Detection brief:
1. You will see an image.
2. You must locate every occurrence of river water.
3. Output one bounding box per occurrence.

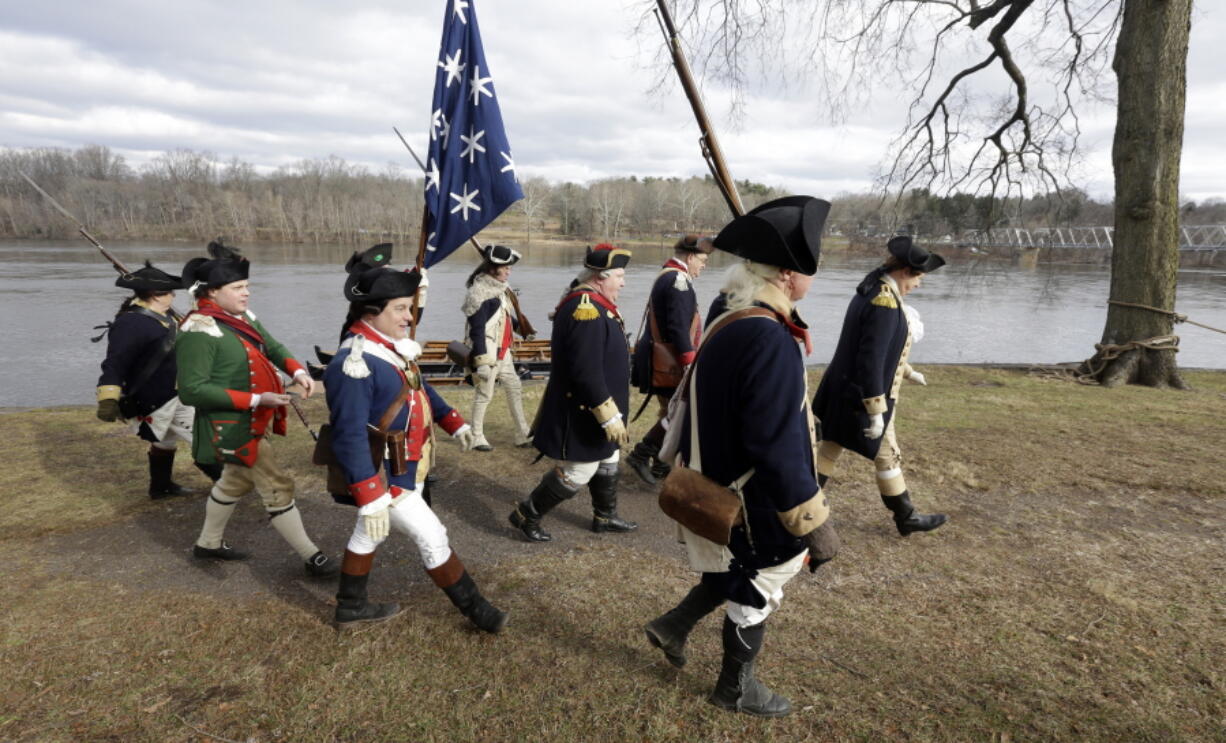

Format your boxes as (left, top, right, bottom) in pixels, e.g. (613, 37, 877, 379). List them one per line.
(2, 240, 1223, 407)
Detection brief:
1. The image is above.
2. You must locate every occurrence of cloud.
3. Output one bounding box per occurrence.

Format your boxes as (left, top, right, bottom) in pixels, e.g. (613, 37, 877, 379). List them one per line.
(0, 0, 1221, 201)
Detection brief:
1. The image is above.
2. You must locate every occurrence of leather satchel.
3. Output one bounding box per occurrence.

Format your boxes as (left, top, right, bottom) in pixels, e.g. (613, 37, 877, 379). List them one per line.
(658, 467, 744, 545)
(648, 304, 686, 390)
(312, 382, 413, 496)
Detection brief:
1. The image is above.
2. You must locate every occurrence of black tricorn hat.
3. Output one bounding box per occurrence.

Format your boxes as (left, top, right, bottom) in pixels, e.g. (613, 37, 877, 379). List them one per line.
(887, 235, 946, 273)
(673, 234, 715, 255)
(584, 243, 632, 271)
(713, 196, 830, 275)
(343, 243, 422, 303)
(115, 260, 182, 292)
(182, 239, 250, 290)
(483, 244, 522, 266)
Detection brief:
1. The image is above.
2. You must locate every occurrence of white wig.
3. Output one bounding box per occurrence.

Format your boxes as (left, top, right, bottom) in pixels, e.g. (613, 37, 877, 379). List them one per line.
(721, 261, 786, 312)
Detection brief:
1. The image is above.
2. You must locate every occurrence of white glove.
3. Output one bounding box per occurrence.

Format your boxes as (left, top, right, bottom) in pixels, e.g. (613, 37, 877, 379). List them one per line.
(863, 413, 885, 440)
(475, 364, 493, 383)
(453, 424, 476, 451)
(357, 492, 393, 542)
(907, 370, 927, 386)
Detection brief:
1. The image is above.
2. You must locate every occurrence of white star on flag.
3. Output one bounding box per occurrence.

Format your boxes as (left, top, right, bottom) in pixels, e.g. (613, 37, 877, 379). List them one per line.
(449, 184, 481, 221)
(469, 65, 494, 106)
(499, 151, 517, 183)
(460, 127, 486, 164)
(425, 158, 440, 192)
(453, 0, 469, 24)
(430, 109, 451, 146)
(438, 49, 465, 88)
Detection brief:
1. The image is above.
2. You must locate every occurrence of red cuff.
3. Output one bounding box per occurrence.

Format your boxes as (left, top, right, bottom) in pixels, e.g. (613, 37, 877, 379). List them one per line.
(225, 389, 255, 409)
(348, 473, 386, 507)
(437, 409, 465, 435)
(283, 359, 305, 378)
(678, 350, 696, 366)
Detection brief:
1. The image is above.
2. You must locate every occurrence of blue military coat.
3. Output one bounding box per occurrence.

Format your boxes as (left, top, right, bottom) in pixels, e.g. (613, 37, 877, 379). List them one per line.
(97, 307, 179, 417)
(812, 267, 909, 459)
(532, 286, 630, 462)
(632, 259, 700, 395)
(682, 285, 825, 607)
(324, 325, 464, 507)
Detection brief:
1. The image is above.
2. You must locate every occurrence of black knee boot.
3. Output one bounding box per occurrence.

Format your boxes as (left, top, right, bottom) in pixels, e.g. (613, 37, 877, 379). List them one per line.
(335, 550, 403, 629)
(509, 469, 576, 542)
(590, 468, 637, 533)
(882, 491, 947, 536)
(644, 583, 725, 668)
(430, 553, 508, 634)
(709, 617, 791, 717)
(148, 447, 188, 499)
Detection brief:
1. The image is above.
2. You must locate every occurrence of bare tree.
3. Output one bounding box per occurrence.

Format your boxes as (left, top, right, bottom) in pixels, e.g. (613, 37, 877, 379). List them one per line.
(654, 0, 1192, 387)
(518, 176, 550, 244)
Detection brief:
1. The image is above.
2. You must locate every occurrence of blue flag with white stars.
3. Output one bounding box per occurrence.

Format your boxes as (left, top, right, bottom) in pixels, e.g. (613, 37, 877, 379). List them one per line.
(423, 0, 522, 268)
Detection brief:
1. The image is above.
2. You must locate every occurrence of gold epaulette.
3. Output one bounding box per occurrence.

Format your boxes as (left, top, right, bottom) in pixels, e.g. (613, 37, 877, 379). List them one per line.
(573, 293, 600, 321)
(871, 287, 898, 309)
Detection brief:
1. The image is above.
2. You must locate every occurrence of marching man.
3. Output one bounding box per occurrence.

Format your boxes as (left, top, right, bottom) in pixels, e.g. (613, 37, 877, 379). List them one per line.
(96, 260, 222, 497)
(324, 245, 506, 632)
(627, 234, 714, 484)
(176, 241, 337, 577)
(509, 245, 638, 542)
(461, 244, 534, 451)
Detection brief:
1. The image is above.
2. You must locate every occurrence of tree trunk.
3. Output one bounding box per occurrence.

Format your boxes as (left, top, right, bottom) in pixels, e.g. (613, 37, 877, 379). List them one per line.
(1082, 0, 1192, 389)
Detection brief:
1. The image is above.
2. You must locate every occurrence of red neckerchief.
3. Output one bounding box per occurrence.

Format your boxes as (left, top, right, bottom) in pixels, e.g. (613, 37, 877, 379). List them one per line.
(348, 321, 411, 383)
(556, 286, 621, 320)
(663, 257, 689, 273)
(779, 310, 813, 356)
(189, 299, 267, 348)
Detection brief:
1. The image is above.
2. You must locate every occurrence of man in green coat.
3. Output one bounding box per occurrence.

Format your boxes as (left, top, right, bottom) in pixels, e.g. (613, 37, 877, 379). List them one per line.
(176, 241, 337, 577)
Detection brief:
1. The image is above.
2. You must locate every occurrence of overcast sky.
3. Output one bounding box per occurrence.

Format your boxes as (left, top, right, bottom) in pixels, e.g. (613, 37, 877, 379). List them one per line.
(1, 1, 1222, 201)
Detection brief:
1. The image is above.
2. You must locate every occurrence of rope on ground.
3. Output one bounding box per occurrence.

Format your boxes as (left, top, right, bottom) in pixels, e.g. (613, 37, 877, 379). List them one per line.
(1073, 334, 1180, 384)
(1108, 299, 1226, 335)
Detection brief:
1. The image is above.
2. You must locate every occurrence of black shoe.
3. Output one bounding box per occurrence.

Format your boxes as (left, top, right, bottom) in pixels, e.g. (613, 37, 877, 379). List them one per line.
(305, 551, 340, 577)
(193, 541, 249, 561)
(335, 601, 403, 629)
(709, 618, 791, 717)
(882, 492, 947, 536)
(625, 443, 657, 486)
(592, 514, 638, 533)
(150, 482, 190, 500)
(509, 504, 552, 542)
(650, 460, 672, 481)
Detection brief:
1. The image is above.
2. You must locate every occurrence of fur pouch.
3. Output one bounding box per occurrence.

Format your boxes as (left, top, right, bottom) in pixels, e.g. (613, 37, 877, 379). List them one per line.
(658, 466, 744, 546)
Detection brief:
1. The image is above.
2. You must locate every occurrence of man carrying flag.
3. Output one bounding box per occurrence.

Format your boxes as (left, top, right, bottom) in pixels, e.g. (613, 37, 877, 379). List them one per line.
(422, 0, 523, 268)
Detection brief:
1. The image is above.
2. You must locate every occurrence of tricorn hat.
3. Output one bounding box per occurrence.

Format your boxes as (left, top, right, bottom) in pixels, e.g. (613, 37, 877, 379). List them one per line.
(713, 196, 830, 275)
(483, 244, 522, 266)
(887, 235, 945, 273)
(343, 243, 422, 303)
(115, 260, 182, 292)
(584, 243, 632, 271)
(673, 234, 715, 255)
(181, 239, 249, 290)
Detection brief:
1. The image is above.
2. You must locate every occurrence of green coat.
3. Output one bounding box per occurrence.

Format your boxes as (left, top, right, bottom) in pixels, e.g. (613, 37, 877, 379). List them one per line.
(175, 310, 304, 466)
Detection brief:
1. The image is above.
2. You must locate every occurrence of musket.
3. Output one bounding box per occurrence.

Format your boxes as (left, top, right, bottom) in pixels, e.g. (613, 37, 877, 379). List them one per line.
(392, 127, 537, 338)
(19, 170, 134, 274)
(21, 170, 183, 321)
(653, 0, 745, 217)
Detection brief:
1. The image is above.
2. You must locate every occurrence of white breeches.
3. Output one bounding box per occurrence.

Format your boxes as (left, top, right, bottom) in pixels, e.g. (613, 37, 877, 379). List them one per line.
(725, 550, 807, 628)
(142, 397, 196, 450)
(555, 450, 620, 488)
(345, 485, 452, 569)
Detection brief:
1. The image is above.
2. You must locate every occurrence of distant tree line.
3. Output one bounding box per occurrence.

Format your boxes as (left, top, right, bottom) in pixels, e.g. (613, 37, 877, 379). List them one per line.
(3, 145, 1223, 246)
